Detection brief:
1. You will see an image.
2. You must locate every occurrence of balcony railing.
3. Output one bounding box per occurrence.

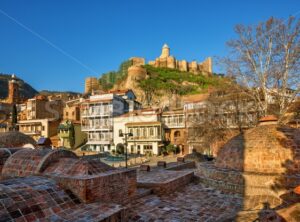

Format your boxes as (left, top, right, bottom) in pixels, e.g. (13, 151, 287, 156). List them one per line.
(20, 130, 41, 135)
(88, 137, 113, 142)
(128, 136, 161, 141)
(81, 111, 112, 117)
(163, 122, 185, 128)
(81, 125, 113, 131)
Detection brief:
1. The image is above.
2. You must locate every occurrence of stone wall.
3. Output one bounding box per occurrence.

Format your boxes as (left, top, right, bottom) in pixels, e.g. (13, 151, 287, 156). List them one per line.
(147, 44, 213, 75)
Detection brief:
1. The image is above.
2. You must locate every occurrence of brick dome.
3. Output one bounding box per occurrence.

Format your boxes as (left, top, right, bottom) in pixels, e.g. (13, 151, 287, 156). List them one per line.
(1, 148, 115, 179)
(1, 148, 77, 179)
(215, 124, 300, 174)
(0, 131, 36, 148)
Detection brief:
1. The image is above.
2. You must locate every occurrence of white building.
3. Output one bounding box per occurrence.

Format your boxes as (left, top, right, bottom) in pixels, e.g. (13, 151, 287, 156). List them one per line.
(81, 90, 138, 152)
(113, 108, 163, 155)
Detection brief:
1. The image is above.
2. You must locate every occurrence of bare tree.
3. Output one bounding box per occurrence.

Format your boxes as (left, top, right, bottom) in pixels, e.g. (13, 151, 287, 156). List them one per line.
(186, 84, 258, 155)
(223, 16, 300, 118)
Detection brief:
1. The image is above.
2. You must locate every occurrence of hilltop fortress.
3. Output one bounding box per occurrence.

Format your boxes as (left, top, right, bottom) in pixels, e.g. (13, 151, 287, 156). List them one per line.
(130, 44, 212, 75)
(85, 44, 213, 93)
(150, 44, 212, 74)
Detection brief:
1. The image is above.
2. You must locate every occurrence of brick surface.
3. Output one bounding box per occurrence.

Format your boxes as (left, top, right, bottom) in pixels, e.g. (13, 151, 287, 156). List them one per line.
(0, 176, 125, 221)
(215, 125, 300, 174)
(127, 183, 243, 221)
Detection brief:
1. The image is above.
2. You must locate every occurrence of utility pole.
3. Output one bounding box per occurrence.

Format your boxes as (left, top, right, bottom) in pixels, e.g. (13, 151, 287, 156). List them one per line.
(119, 132, 133, 168)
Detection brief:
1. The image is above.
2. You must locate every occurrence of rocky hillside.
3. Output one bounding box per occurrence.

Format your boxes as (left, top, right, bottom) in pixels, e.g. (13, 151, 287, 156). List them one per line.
(99, 62, 228, 108)
(0, 74, 38, 100)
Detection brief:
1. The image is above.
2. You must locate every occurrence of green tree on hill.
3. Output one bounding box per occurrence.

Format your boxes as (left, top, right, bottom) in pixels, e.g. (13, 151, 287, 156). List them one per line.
(99, 60, 133, 90)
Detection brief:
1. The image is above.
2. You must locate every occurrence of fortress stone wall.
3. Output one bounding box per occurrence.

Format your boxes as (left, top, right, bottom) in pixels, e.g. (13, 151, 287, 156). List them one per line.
(148, 44, 212, 75)
(127, 44, 213, 86)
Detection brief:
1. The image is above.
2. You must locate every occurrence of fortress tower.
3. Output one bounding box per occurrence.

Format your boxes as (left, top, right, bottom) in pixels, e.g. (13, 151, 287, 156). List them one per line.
(7, 74, 19, 104)
(149, 44, 213, 75)
(85, 77, 100, 94)
(160, 44, 170, 58)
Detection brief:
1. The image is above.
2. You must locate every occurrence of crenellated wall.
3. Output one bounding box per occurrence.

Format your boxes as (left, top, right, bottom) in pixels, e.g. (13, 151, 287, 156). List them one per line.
(148, 44, 212, 75)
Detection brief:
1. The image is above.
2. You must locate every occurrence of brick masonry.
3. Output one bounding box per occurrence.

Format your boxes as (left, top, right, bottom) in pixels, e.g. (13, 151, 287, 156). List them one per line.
(215, 125, 300, 174)
(0, 176, 126, 221)
(1, 148, 137, 205)
(137, 169, 194, 195)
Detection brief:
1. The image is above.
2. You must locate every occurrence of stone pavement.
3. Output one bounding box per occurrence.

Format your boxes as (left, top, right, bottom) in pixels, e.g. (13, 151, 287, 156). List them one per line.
(126, 183, 245, 222)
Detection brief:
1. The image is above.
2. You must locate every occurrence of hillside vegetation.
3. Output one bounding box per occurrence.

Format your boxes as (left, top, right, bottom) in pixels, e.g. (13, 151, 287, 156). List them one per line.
(139, 65, 225, 96)
(97, 61, 228, 106)
(98, 60, 133, 90)
(0, 74, 38, 100)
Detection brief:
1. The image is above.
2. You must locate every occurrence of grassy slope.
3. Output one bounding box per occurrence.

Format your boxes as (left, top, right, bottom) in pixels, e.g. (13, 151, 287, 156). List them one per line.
(140, 65, 226, 95)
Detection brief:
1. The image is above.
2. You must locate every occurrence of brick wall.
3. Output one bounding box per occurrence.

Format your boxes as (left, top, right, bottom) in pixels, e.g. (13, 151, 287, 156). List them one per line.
(52, 169, 137, 204)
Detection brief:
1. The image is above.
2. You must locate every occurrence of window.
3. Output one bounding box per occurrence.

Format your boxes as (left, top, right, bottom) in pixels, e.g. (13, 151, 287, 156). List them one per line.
(149, 127, 154, 136)
(144, 145, 153, 150)
(174, 131, 181, 137)
(66, 112, 68, 116)
(179, 115, 183, 123)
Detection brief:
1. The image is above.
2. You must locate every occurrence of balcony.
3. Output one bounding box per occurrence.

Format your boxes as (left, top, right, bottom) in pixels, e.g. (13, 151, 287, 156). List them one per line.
(81, 125, 113, 131)
(81, 111, 112, 117)
(163, 122, 185, 128)
(87, 137, 113, 144)
(20, 130, 41, 136)
(128, 136, 161, 141)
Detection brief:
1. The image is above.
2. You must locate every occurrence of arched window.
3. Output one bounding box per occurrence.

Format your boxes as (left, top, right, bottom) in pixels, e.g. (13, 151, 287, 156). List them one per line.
(174, 131, 181, 138)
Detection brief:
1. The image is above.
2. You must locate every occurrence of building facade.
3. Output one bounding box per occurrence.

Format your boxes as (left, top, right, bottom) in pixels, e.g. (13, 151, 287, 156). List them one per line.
(81, 91, 135, 152)
(20, 95, 64, 121)
(113, 108, 163, 155)
(161, 109, 187, 154)
(18, 118, 60, 141)
(184, 92, 259, 155)
(57, 120, 87, 149)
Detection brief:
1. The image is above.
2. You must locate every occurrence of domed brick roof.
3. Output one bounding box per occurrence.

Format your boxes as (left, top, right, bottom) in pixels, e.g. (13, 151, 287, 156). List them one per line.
(0, 131, 36, 148)
(215, 124, 300, 174)
(0, 176, 122, 221)
(1, 148, 115, 179)
(1, 148, 77, 179)
(43, 158, 115, 177)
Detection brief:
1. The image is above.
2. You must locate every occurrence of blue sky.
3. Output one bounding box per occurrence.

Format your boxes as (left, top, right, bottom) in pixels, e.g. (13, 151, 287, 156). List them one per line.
(0, 0, 299, 92)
